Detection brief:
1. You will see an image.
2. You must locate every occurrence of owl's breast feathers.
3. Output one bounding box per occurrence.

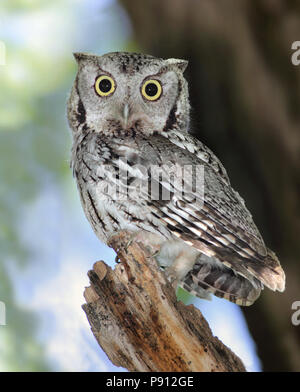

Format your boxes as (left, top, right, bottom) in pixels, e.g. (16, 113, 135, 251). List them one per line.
(72, 129, 285, 299)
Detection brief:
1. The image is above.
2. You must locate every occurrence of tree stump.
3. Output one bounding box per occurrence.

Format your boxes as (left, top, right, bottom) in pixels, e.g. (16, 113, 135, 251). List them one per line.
(82, 231, 245, 372)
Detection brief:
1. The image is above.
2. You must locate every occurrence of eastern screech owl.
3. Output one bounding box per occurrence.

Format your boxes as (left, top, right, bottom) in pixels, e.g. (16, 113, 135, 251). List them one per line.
(67, 51, 285, 306)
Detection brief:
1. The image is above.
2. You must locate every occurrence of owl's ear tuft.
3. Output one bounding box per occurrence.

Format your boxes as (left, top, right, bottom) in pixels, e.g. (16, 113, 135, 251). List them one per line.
(73, 52, 92, 64)
(166, 58, 188, 72)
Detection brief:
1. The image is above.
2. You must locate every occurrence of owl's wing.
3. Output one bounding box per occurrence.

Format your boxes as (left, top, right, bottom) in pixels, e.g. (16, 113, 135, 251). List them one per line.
(134, 133, 285, 294)
(161, 129, 231, 185)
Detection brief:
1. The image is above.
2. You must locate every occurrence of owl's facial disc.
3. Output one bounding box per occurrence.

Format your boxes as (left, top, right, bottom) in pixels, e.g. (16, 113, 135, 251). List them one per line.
(72, 52, 189, 136)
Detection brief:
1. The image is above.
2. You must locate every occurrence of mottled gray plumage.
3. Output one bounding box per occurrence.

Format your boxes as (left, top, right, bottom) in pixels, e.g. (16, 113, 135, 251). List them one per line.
(68, 51, 285, 306)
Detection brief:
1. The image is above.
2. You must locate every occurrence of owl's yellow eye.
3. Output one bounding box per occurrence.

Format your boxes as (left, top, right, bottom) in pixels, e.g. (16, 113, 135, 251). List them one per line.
(95, 75, 116, 97)
(141, 79, 162, 101)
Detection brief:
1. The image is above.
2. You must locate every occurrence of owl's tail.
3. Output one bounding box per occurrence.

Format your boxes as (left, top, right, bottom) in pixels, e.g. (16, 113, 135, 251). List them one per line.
(178, 236, 286, 305)
(207, 245, 286, 295)
(180, 254, 263, 306)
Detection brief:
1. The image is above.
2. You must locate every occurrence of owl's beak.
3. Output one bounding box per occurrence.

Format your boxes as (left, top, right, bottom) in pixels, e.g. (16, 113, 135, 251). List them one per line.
(122, 103, 130, 128)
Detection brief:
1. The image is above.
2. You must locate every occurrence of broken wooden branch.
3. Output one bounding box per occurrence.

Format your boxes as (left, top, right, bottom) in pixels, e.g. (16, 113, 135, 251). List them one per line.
(82, 230, 246, 372)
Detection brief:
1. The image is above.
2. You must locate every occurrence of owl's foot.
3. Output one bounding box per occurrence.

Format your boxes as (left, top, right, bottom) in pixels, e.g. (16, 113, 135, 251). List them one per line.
(124, 230, 164, 256)
(108, 230, 165, 263)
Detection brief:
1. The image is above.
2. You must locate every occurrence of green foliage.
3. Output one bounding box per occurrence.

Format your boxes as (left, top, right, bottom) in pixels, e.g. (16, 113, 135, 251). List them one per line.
(176, 287, 193, 305)
(0, 1, 78, 372)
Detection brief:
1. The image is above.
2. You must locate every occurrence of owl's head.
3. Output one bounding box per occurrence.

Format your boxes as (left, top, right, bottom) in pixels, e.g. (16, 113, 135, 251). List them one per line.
(67, 52, 189, 137)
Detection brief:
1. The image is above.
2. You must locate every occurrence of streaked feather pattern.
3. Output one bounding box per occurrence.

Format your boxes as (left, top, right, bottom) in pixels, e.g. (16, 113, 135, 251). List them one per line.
(71, 128, 285, 305)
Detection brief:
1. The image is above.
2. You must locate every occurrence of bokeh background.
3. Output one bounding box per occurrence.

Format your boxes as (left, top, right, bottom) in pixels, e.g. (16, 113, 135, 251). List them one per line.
(0, 0, 299, 372)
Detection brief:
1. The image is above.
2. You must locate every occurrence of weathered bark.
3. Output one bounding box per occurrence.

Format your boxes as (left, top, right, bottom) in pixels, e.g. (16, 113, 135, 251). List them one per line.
(82, 231, 245, 372)
(120, 0, 300, 371)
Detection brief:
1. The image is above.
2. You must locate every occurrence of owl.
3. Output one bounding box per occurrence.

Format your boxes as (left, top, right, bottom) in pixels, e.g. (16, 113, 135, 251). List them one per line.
(67, 51, 285, 306)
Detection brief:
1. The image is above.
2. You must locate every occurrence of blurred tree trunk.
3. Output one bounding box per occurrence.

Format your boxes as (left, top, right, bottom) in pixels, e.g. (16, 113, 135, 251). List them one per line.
(121, 0, 300, 371)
